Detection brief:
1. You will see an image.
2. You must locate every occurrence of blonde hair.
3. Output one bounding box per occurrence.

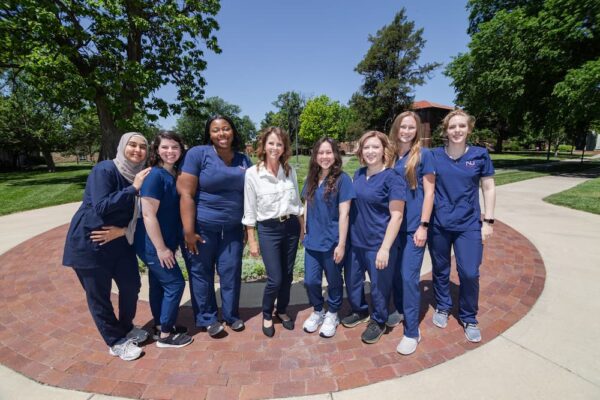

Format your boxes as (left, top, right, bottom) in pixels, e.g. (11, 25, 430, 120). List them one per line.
(442, 109, 475, 134)
(356, 130, 394, 168)
(256, 126, 292, 176)
(389, 111, 424, 190)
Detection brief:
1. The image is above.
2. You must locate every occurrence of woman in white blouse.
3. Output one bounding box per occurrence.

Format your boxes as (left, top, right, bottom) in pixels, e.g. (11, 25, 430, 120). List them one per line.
(243, 127, 304, 337)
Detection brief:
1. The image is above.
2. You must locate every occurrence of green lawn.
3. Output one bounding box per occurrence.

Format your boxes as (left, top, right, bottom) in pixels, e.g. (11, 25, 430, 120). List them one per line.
(0, 164, 91, 216)
(544, 177, 600, 215)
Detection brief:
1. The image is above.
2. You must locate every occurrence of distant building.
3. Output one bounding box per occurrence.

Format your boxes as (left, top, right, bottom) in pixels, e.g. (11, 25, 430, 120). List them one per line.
(411, 100, 454, 147)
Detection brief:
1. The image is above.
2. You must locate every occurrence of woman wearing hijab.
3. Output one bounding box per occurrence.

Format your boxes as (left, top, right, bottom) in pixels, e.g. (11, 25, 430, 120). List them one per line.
(63, 132, 151, 361)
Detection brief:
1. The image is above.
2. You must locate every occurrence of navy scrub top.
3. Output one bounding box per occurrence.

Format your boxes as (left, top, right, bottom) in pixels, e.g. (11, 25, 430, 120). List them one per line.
(63, 160, 137, 269)
(180, 145, 252, 229)
(302, 172, 356, 252)
(350, 167, 407, 250)
(430, 146, 495, 231)
(134, 167, 182, 255)
(394, 147, 435, 233)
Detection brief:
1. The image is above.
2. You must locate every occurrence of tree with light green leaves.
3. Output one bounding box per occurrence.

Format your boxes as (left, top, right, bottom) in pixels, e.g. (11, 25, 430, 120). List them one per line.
(349, 8, 440, 132)
(299, 95, 350, 143)
(1, 0, 221, 160)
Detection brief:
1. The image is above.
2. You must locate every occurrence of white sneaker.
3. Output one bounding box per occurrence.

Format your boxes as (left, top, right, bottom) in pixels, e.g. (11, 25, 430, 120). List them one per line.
(109, 338, 142, 361)
(319, 311, 339, 338)
(303, 310, 325, 333)
(396, 333, 421, 355)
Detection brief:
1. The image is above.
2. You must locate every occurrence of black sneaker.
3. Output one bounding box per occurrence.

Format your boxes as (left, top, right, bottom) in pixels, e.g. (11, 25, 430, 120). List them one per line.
(361, 320, 386, 344)
(156, 332, 193, 348)
(227, 319, 245, 332)
(341, 312, 370, 328)
(207, 321, 224, 337)
(152, 325, 189, 341)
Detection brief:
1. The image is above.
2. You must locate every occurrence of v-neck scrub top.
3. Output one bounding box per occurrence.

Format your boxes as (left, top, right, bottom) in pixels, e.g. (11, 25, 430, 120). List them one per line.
(301, 172, 356, 252)
(394, 147, 435, 233)
(350, 167, 407, 249)
(430, 146, 495, 231)
(181, 145, 252, 228)
(134, 167, 182, 254)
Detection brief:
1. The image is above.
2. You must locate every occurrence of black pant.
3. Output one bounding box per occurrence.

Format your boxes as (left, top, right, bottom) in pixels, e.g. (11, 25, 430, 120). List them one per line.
(74, 250, 141, 346)
(258, 217, 300, 319)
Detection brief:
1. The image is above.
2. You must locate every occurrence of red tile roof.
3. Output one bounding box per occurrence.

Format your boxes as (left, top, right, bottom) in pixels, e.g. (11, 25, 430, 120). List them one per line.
(412, 100, 454, 110)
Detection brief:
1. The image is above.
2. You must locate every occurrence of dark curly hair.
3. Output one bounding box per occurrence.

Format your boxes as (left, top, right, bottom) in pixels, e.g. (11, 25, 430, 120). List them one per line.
(149, 130, 185, 172)
(203, 115, 242, 152)
(304, 137, 343, 203)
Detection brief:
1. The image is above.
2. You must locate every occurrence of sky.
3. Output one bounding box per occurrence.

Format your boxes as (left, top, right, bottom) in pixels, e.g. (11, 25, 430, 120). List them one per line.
(156, 0, 471, 130)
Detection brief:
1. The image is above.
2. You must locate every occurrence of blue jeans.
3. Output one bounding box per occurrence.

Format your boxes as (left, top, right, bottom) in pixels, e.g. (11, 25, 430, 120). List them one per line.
(182, 223, 244, 327)
(257, 217, 300, 320)
(304, 247, 344, 313)
(138, 250, 185, 333)
(428, 226, 482, 324)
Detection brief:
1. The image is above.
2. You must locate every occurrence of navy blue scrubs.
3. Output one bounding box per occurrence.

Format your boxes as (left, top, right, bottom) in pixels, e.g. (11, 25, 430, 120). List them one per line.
(348, 167, 406, 324)
(428, 146, 494, 324)
(392, 148, 435, 338)
(63, 160, 141, 346)
(302, 172, 355, 313)
(134, 167, 185, 334)
(180, 145, 252, 327)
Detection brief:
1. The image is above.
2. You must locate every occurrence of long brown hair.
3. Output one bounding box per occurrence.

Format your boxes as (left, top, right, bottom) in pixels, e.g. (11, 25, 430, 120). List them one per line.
(304, 138, 343, 203)
(356, 130, 394, 168)
(389, 111, 423, 190)
(256, 126, 292, 176)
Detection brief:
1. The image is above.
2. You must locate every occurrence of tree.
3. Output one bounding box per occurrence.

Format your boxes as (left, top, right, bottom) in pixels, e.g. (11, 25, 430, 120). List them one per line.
(298, 95, 350, 143)
(175, 96, 256, 147)
(349, 9, 440, 132)
(65, 108, 103, 162)
(1, 0, 221, 160)
(271, 91, 305, 144)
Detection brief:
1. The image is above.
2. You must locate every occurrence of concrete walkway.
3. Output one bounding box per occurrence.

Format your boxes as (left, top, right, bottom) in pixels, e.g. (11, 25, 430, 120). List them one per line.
(1, 173, 599, 399)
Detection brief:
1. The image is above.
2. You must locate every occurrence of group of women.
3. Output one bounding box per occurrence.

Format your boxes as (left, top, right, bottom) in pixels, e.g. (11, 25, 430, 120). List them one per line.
(63, 108, 495, 361)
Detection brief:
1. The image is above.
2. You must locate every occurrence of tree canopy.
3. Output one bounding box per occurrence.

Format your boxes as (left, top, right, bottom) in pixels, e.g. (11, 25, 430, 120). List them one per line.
(1, 0, 221, 160)
(349, 8, 440, 132)
(299, 95, 351, 143)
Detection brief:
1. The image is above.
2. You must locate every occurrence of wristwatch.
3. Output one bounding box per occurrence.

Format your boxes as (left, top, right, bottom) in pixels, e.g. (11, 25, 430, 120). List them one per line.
(420, 221, 430, 228)
(483, 218, 495, 224)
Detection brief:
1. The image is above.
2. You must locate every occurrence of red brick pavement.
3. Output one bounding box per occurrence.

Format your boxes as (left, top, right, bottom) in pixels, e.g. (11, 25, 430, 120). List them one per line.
(0, 221, 545, 399)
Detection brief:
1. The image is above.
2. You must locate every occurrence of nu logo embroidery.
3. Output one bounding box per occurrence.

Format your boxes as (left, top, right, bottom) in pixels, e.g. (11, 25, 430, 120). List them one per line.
(465, 161, 476, 167)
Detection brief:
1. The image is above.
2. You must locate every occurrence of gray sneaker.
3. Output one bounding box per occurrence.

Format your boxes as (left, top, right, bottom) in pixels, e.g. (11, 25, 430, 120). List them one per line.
(432, 309, 449, 328)
(385, 310, 404, 328)
(109, 338, 142, 361)
(463, 323, 482, 343)
(126, 326, 149, 343)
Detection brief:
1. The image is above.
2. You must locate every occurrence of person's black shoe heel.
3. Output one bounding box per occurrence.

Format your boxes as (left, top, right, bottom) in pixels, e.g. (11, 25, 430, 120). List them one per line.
(262, 319, 275, 337)
(275, 312, 295, 330)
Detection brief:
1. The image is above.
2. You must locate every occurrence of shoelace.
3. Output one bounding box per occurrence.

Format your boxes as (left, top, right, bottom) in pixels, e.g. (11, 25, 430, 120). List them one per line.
(323, 314, 337, 325)
(121, 338, 139, 353)
(464, 323, 478, 329)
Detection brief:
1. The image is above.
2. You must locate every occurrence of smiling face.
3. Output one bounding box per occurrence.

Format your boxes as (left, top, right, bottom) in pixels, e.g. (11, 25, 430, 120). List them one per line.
(446, 115, 471, 145)
(396, 115, 418, 145)
(157, 138, 182, 168)
(361, 136, 385, 167)
(316, 141, 334, 172)
(264, 132, 284, 162)
(124, 135, 148, 164)
(209, 119, 234, 150)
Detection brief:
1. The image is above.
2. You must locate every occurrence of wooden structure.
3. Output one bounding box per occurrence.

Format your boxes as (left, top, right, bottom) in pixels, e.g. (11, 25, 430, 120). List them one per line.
(411, 100, 454, 147)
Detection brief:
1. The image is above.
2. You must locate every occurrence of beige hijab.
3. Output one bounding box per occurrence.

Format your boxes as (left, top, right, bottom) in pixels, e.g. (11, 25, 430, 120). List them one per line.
(113, 132, 148, 244)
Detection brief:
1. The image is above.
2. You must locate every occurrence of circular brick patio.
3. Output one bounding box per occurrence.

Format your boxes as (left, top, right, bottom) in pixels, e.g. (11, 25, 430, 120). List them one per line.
(0, 220, 545, 400)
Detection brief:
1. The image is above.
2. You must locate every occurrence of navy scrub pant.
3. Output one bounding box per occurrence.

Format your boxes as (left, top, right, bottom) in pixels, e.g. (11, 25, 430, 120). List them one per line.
(348, 246, 398, 324)
(391, 232, 426, 338)
(428, 225, 482, 324)
(138, 250, 185, 334)
(74, 251, 141, 347)
(182, 223, 244, 327)
(304, 247, 344, 313)
(257, 217, 300, 320)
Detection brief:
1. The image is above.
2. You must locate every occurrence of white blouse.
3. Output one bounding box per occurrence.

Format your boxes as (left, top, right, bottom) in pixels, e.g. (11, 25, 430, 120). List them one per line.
(242, 163, 304, 226)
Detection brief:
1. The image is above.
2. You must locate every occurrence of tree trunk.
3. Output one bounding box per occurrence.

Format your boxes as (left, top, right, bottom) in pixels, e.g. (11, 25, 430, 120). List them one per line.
(95, 94, 120, 161)
(495, 135, 504, 153)
(41, 149, 56, 172)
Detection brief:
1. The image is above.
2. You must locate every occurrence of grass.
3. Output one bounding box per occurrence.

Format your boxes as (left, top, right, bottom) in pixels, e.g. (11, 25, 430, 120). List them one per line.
(0, 164, 91, 216)
(544, 176, 600, 215)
